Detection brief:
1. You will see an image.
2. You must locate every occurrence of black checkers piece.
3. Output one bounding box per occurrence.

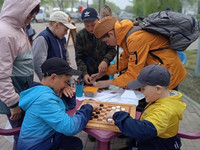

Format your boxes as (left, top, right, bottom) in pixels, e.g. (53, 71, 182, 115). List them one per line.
(99, 104, 104, 107)
(94, 115, 99, 118)
(96, 111, 100, 114)
(92, 113, 95, 116)
(99, 108, 102, 110)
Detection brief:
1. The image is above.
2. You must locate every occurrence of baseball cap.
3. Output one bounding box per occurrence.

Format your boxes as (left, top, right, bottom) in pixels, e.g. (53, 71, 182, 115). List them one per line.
(41, 57, 82, 77)
(127, 64, 171, 89)
(49, 11, 76, 30)
(94, 16, 117, 38)
(81, 8, 98, 22)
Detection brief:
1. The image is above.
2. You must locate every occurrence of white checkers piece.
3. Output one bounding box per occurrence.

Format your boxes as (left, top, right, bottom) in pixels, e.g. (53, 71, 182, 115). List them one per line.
(107, 118, 113, 123)
(112, 106, 116, 110)
(121, 108, 126, 111)
(116, 109, 120, 112)
(116, 106, 120, 109)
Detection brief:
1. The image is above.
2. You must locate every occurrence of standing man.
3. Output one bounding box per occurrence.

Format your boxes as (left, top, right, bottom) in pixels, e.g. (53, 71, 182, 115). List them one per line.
(92, 16, 187, 90)
(0, 0, 40, 149)
(75, 8, 116, 85)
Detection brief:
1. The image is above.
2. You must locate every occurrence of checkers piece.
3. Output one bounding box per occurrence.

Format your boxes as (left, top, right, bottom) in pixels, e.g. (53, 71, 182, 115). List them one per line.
(96, 111, 100, 114)
(99, 103, 104, 107)
(107, 118, 113, 123)
(94, 115, 99, 118)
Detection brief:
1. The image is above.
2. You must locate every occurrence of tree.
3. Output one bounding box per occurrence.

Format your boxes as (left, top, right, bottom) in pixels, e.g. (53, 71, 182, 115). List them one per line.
(125, 6, 133, 13)
(0, 0, 4, 9)
(91, 0, 120, 15)
(132, 0, 182, 17)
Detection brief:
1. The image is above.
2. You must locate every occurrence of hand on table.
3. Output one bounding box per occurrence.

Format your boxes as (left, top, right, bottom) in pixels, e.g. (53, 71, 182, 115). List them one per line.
(10, 106, 22, 121)
(91, 72, 106, 82)
(98, 61, 108, 73)
(84, 74, 92, 85)
(93, 80, 113, 88)
(89, 102, 100, 112)
(106, 110, 115, 120)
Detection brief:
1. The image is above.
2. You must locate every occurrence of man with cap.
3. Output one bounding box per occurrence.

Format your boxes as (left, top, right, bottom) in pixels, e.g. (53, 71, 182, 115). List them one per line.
(17, 57, 99, 150)
(106, 64, 186, 150)
(92, 16, 187, 90)
(75, 8, 116, 85)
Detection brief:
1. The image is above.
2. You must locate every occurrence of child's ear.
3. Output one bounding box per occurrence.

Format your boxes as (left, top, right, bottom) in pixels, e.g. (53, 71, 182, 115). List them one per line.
(108, 30, 115, 37)
(156, 85, 163, 94)
(50, 73, 57, 80)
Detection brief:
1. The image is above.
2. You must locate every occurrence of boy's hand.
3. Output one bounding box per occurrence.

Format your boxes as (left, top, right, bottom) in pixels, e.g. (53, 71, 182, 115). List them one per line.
(10, 106, 22, 121)
(93, 80, 113, 88)
(84, 74, 92, 85)
(89, 102, 99, 112)
(98, 61, 108, 73)
(61, 85, 74, 98)
(106, 110, 115, 120)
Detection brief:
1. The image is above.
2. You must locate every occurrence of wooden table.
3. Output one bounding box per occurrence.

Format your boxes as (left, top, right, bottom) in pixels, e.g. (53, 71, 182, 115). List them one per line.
(66, 100, 141, 150)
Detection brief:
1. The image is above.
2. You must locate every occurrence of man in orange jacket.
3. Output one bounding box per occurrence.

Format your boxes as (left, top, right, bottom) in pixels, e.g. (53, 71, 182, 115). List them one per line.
(92, 16, 187, 90)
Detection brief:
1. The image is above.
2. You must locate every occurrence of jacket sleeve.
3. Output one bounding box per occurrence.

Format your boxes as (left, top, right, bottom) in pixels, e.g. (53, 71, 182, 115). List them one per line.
(75, 33, 88, 76)
(32, 36, 48, 80)
(102, 46, 116, 65)
(106, 50, 130, 75)
(109, 34, 150, 87)
(39, 99, 93, 136)
(113, 111, 157, 141)
(0, 36, 19, 107)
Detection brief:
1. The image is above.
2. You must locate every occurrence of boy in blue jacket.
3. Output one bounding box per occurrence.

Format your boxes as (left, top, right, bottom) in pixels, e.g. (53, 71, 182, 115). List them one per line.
(106, 64, 186, 150)
(17, 57, 99, 150)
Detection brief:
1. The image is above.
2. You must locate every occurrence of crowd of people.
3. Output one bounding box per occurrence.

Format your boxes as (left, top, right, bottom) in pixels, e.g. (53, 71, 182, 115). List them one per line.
(0, 0, 188, 149)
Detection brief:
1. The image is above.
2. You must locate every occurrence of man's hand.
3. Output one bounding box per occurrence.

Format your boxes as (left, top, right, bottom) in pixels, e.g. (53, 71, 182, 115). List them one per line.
(10, 106, 22, 121)
(84, 74, 92, 85)
(91, 72, 106, 81)
(93, 80, 113, 88)
(98, 61, 108, 73)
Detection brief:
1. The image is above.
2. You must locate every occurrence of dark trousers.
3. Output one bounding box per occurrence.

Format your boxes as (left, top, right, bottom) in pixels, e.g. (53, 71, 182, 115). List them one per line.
(29, 132, 83, 150)
(7, 113, 24, 150)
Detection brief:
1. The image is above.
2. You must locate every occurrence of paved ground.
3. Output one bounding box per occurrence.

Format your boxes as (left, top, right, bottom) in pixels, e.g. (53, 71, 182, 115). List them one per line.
(0, 23, 200, 150)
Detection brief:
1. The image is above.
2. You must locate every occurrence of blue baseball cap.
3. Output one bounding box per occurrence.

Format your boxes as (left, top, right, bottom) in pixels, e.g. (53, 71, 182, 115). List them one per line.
(127, 64, 171, 89)
(81, 8, 98, 22)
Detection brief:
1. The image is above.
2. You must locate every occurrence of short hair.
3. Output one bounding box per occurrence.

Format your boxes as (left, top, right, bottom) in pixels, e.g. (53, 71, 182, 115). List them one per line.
(100, 5, 112, 18)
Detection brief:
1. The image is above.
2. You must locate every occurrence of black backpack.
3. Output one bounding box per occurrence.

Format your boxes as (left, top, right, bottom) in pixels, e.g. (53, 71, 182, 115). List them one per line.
(124, 10, 200, 64)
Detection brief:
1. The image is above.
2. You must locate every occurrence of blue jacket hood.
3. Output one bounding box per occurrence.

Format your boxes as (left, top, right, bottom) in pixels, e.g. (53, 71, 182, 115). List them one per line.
(19, 85, 55, 111)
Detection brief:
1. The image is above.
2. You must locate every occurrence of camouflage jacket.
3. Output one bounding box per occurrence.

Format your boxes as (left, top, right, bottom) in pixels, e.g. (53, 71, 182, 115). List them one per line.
(75, 28, 116, 77)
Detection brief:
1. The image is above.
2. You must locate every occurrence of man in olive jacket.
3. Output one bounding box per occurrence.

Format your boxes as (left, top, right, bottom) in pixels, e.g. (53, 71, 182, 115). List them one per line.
(75, 8, 116, 85)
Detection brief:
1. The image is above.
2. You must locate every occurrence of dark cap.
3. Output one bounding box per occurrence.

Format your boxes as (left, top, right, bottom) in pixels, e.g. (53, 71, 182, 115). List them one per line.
(81, 8, 98, 22)
(127, 64, 171, 89)
(41, 57, 82, 77)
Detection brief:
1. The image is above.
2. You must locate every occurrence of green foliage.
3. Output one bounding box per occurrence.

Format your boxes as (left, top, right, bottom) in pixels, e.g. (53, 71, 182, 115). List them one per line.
(91, 0, 120, 14)
(0, 0, 4, 9)
(133, 0, 182, 17)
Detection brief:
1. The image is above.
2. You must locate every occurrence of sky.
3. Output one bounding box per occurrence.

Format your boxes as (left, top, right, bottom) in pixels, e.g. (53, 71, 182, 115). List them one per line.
(88, 0, 133, 9)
